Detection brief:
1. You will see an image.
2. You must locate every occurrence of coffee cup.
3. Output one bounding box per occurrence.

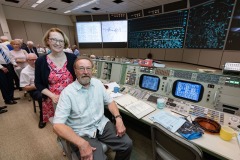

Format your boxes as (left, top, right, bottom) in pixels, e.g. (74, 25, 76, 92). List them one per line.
(219, 126, 237, 141)
(157, 98, 165, 109)
(113, 87, 120, 93)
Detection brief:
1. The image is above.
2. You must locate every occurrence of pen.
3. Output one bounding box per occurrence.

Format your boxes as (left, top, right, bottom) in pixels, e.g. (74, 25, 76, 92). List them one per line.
(170, 110, 187, 117)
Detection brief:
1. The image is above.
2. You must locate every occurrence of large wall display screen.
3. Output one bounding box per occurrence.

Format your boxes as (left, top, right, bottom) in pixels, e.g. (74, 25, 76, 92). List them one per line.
(102, 20, 128, 42)
(76, 22, 102, 43)
(225, 0, 240, 50)
(185, 0, 234, 49)
(128, 10, 188, 48)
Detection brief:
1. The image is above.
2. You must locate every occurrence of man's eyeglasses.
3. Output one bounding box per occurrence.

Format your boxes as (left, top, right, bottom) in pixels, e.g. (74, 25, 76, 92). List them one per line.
(76, 67, 93, 72)
(48, 38, 65, 45)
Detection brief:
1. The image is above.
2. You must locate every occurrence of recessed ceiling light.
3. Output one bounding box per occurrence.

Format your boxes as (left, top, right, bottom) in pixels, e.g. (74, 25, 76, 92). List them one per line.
(61, 0, 73, 3)
(48, 7, 57, 10)
(113, 0, 124, 4)
(92, 7, 100, 10)
(5, 0, 19, 3)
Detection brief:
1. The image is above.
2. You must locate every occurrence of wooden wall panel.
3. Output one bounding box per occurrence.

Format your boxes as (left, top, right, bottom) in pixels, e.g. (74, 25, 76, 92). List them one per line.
(127, 49, 138, 58)
(68, 26, 76, 46)
(150, 49, 165, 60)
(116, 48, 128, 58)
(138, 48, 151, 59)
(0, 25, 3, 36)
(221, 51, 240, 67)
(24, 21, 43, 45)
(198, 50, 223, 68)
(103, 48, 115, 57)
(182, 49, 200, 64)
(165, 49, 183, 61)
(41, 23, 57, 37)
(7, 19, 27, 41)
(91, 49, 103, 56)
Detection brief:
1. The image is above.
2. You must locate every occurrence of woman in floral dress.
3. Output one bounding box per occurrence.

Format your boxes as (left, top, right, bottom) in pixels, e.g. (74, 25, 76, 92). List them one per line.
(35, 28, 77, 124)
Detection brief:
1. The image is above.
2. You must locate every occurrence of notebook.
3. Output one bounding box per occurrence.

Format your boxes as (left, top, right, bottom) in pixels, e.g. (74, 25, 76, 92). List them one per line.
(114, 94, 156, 119)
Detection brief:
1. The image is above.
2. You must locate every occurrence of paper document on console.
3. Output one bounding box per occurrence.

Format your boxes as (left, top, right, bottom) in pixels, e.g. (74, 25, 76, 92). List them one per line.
(114, 94, 155, 119)
(149, 111, 186, 133)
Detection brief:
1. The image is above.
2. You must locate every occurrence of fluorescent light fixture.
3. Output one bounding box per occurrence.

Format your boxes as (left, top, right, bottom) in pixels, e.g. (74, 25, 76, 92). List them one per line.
(31, 3, 38, 8)
(36, 0, 44, 4)
(72, 0, 99, 11)
(64, 0, 100, 13)
(64, 10, 71, 13)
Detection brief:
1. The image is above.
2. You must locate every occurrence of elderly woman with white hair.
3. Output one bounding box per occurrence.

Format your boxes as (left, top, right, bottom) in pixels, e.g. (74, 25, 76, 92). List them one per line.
(9, 39, 28, 78)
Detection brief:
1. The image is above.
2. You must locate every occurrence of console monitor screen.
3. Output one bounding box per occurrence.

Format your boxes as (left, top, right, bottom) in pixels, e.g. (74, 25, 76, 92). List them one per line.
(139, 74, 160, 92)
(102, 20, 128, 42)
(76, 22, 102, 43)
(172, 80, 204, 102)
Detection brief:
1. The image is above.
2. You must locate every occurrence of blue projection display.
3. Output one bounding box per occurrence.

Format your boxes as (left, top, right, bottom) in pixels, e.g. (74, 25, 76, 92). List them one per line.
(128, 10, 188, 48)
(185, 0, 234, 49)
(173, 81, 203, 102)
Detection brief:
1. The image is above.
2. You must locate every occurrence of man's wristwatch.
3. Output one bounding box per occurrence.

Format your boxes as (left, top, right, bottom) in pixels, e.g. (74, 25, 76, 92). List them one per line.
(114, 115, 122, 119)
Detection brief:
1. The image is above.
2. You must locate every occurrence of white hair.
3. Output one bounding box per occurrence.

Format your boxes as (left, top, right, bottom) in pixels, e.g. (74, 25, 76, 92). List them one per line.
(27, 41, 34, 45)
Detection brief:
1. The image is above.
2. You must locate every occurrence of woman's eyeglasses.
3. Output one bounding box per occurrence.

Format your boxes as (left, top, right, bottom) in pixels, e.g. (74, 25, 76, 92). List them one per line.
(48, 38, 65, 45)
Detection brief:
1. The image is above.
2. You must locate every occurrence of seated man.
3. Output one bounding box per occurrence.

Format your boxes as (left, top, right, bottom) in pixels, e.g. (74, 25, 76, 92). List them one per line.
(53, 57, 132, 160)
(20, 53, 46, 128)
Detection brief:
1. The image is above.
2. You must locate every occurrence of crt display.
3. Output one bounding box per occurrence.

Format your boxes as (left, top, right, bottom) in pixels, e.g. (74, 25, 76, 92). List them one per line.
(172, 80, 204, 102)
(139, 74, 160, 92)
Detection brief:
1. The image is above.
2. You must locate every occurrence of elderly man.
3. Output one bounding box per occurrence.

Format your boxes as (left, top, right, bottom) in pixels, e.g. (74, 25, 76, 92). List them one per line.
(23, 41, 39, 57)
(20, 53, 46, 128)
(0, 46, 19, 105)
(0, 36, 13, 53)
(53, 57, 132, 160)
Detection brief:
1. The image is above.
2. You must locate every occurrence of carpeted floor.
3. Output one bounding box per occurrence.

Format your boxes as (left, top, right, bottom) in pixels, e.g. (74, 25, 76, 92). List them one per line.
(0, 90, 153, 160)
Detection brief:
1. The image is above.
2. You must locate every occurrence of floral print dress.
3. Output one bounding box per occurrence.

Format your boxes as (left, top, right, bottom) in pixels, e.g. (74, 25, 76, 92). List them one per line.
(42, 56, 74, 122)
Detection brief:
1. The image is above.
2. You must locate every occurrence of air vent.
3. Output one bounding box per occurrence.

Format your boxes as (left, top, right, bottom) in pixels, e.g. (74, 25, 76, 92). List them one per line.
(83, 11, 92, 13)
(92, 7, 100, 10)
(61, 0, 73, 3)
(5, 0, 19, 3)
(48, 7, 57, 10)
(113, 0, 124, 4)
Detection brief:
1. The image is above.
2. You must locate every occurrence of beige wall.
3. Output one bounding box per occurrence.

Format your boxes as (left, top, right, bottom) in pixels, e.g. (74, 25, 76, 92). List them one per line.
(7, 19, 75, 47)
(3, 5, 73, 26)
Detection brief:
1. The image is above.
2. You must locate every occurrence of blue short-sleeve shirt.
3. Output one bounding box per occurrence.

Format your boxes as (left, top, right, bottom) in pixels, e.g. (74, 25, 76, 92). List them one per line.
(53, 78, 113, 138)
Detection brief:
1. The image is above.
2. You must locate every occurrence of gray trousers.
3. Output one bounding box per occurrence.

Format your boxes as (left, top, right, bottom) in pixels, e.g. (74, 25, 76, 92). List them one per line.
(71, 121, 133, 160)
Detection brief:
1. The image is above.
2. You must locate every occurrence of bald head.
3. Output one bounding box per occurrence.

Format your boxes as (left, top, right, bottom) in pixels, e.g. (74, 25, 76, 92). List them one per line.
(0, 36, 9, 42)
(27, 53, 37, 60)
(27, 53, 37, 68)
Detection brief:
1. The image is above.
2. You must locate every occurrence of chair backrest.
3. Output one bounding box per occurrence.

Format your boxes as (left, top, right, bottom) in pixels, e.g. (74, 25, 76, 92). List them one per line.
(151, 122, 203, 160)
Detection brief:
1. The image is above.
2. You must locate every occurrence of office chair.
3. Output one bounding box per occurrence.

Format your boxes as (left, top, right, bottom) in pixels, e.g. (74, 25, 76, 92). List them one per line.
(151, 122, 203, 160)
(49, 117, 108, 160)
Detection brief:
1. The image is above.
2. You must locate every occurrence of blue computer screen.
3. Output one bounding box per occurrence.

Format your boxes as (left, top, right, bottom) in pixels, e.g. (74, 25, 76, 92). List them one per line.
(173, 80, 203, 102)
(139, 74, 160, 92)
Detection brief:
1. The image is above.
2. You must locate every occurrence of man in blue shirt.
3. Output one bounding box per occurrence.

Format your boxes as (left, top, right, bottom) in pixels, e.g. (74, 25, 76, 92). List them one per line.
(53, 57, 132, 160)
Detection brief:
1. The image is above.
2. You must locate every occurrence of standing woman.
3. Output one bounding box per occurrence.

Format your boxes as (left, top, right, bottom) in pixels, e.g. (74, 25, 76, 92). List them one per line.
(35, 28, 77, 123)
(9, 39, 28, 89)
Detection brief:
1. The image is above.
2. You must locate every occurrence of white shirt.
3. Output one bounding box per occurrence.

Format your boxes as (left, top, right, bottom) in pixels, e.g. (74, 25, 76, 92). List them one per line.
(0, 46, 17, 69)
(20, 65, 35, 87)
